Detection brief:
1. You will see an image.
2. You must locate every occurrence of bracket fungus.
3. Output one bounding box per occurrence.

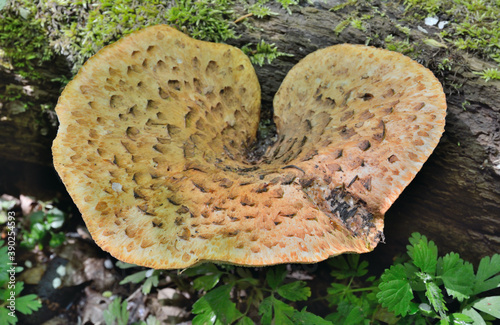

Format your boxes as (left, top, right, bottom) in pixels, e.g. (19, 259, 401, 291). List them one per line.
(52, 25, 446, 269)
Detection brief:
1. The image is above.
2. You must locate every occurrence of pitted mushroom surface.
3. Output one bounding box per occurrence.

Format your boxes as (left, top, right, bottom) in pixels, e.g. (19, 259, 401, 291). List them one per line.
(53, 25, 446, 268)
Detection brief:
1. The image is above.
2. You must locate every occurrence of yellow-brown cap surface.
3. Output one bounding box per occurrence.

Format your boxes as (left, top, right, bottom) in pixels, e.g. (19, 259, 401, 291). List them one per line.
(52, 25, 446, 269)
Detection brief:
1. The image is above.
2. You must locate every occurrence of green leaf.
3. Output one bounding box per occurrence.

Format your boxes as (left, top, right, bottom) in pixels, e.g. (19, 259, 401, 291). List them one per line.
(116, 261, 139, 269)
(450, 313, 473, 323)
(277, 281, 311, 301)
(329, 254, 369, 279)
(259, 296, 296, 325)
(49, 232, 66, 247)
(103, 297, 129, 325)
(407, 233, 438, 274)
(29, 211, 45, 224)
(292, 307, 333, 324)
(15, 294, 42, 315)
(272, 297, 296, 325)
(142, 274, 159, 294)
(192, 296, 216, 325)
(472, 296, 500, 319)
(259, 296, 273, 325)
(424, 280, 447, 319)
(473, 254, 500, 295)
(461, 306, 486, 325)
(192, 284, 242, 324)
(377, 264, 414, 317)
(0, 307, 17, 325)
(236, 316, 254, 325)
(440, 253, 474, 301)
(327, 301, 366, 325)
(193, 273, 222, 291)
(266, 265, 287, 290)
(119, 270, 147, 285)
(46, 207, 65, 229)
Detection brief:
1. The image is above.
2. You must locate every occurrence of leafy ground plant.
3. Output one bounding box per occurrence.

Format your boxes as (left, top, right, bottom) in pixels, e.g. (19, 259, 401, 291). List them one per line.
(103, 232, 499, 324)
(103, 296, 160, 325)
(378, 232, 500, 324)
(189, 264, 329, 324)
(0, 241, 41, 325)
(20, 205, 66, 250)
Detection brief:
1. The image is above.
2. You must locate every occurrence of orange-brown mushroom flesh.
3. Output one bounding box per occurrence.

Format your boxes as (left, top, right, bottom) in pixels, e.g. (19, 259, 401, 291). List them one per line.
(52, 25, 446, 269)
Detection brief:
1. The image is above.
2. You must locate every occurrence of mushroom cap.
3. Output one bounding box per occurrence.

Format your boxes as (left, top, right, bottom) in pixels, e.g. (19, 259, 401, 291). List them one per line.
(52, 25, 446, 269)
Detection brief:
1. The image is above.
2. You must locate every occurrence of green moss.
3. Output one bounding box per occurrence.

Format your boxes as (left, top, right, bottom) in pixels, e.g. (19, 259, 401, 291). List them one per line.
(1, 0, 303, 76)
(0, 4, 54, 79)
(473, 68, 500, 82)
(241, 39, 293, 66)
(403, 0, 500, 68)
(384, 34, 415, 55)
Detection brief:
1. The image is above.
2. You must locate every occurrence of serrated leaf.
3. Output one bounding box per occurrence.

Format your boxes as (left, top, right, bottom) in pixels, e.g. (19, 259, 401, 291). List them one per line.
(440, 253, 474, 301)
(407, 233, 438, 274)
(13, 294, 42, 315)
(277, 281, 311, 301)
(259, 296, 296, 325)
(266, 265, 287, 290)
(424, 281, 447, 319)
(473, 254, 500, 295)
(273, 297, 296, 325)
(472, 296, 500, 319)
(193, 273, 222, 291)
(377, 264, 414, 317)
(327, 301, 366, 325)
(292, 307, 333, 324)
(329, 255, 368, 279)
(259, 296, 273, 325)
(192, 284, 242, 324)
(0, 307, 17, 325)
(192, 295, 216, 325)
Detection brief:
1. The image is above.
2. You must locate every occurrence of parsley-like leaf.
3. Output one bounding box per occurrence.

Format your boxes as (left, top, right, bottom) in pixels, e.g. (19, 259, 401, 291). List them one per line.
(272, 297, 296, 325)
(440, 252, 474, 301)
(327, 301, 366, 324)
(15, 294, 42, 315)
(329, 254, 369, 279)
(407, 233, 438, 274)
(293, 307, 333, 324)
(277, 281, 311, 301)
(192, 284, 242, 325)
(266, 265, 287, 290)
(193, 273, 222, 291)
(377, 264, 414, 316)
(259, 296, 273, 325)
(0, 307, 17, 325)
(473, 254, 500, 295)
(259, 296, 295, 325)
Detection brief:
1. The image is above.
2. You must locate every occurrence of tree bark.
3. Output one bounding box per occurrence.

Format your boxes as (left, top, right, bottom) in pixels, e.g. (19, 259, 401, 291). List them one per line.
(1, 0, 499, 263)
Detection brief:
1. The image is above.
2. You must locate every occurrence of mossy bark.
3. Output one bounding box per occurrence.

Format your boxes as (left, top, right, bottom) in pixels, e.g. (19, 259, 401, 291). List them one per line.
(1, 0, 499, 263)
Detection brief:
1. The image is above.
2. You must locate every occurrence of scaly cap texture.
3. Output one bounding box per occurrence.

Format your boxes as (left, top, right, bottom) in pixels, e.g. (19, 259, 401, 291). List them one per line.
(53, 25, 446, 269)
